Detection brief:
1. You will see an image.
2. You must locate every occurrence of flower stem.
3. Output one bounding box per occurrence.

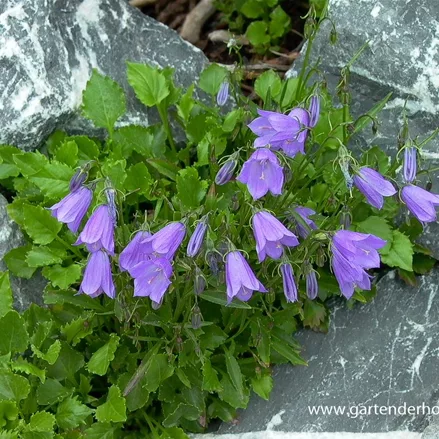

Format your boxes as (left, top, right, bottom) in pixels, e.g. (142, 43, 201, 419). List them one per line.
(157, 104, 177, 155)
(55, 235, 83, 259)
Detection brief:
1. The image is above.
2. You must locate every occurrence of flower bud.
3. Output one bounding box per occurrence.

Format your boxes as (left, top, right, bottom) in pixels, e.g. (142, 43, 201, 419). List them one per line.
(340, 208, 352, 229)
(69, 168, 88, 192)
(206, 251, 220, 276)
(105, 187, 118, 224)
(306, 270, 319, 300)
(191, 305, 202, 329)
(330, 28, 338, 45)
(215, 158, 237, 185)
(187, 217, 208, 257)
(217, 81, 229, 107)
(308, 95, 320, 128)
(194, 267, 207, 295)
(280, 263, 298, 303)
(315, 246, 326, 267)
(403, 147, 417, 183)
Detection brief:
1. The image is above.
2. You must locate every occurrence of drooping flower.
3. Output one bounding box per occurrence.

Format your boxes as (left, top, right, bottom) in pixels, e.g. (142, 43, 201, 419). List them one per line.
(129, 258, 173, 306)
(69, 168, 88, 192)
(403, 147, 417, 183)
(141, 222, 186, 260)
(215, 158, 237, 185)
(74, 205, 115, 255)
(237, 148, 284, 200)
(50, 186, 93, 233)
(187, 217, 208, 257)
(331, 230, 386, 299)
(280, 263, 298, 303)
(105, 187, 118, 225)
(292, 206, 317, 238)
(225, 251, 267, 303)
(79, 250, 115, 299)
(252, 211, 299, 262)
(217, 81, 229, 106)
(306, 270, 318, 300)
(308, 95, 320, 128)
(401, 185, 439, 223)
(119, 231, 152, 272)
(353, 167, 397, 209)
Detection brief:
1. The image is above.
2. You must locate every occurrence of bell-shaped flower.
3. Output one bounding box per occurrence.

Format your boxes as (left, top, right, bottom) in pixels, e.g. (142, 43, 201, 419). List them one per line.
(225, 251, 267, 303)
(306, 270, 319, 300)
(293, 206, 318, 238)
(401, 185, 439, 223)
(252, 211, 299, 262)
(403, 147, 417, 183)
(280, 263, 298, 303)
(74, 205, 115, 255)
(69, 168, 88, 192)
(308, 95, 320, 128)
(129, 258, 173, 306)
(215, 158, 237, 185)
(237, 148, 284, 200)
(141, 222, 186, 260)
(217, 81, 229, 106)
(79, 250, 115, 299)
(353, 167, 396, 209)
(119, 231, 152, 272)
(50, 186, 93, 233)
(187, 217, 208, 257)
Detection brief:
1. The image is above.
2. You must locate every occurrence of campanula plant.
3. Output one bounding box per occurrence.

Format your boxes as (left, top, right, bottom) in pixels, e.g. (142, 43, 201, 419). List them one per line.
(0, 4, 437, 438)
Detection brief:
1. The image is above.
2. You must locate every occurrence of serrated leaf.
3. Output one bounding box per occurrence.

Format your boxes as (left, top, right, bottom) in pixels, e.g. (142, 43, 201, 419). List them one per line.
(176, 167, 208, 209)
(26, 246, 65, 268)
(41, 264, 82, 289)
(200, 290, 252, 309)
(84, 422, 116, 439)
(0, 400, 18, 429)
(95, 386, 127, 423)
(12, 358, 45, 383)
(43, 289, 106, 311)
(117, 373, 149, 412)
(72, 136, 100, 161)
(125, 163, 153, 197)
(55, 141, 78, 167)
(47, 342, 84, 381)
(146, 158, 179, 181)
(0, 272, 13, 318)
(36, 378, 70, 405)
(29, 162, 73, 199)
(224, 348, 244, 400)
(355, 216, 393, 242)
(254, 70, 282, 102)
(102, 159, 126, 190)
(202, 359, 222, 392)
(0, 373, 30, 401)
(87, 334, 119, 376)
(251, 374, 273, 400)
(218, 374, 249, 409)
(112, 126, 155, 157)
(199, 325, 228, 351)
(4, 245, 36, 279)
(177, 85, 195, 123)
(246, 21, 270, 47)
(28, 411, 55, 432)
(22, 205, 62, 245)
(380, 230, 414, 271)
(56, 396, 93, 430)
(0, 146, 20, 179)
(143, 354, 174, 392)
(13, 151, 48, 177)
(198, 64, 228, 96)
(271, 332, 307, 366)
(0, 311, 28, 354)
(82, 70, 126, 132)
(162, 403, 199, 428)
(31, 340, 61, 365)
(61, 312, 95, 346)
(127, 63, 169, 107)
(269, 6, 290, 38)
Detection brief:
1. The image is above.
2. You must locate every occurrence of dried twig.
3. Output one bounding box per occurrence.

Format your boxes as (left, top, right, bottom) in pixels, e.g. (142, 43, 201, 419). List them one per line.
(208, 30, 249, 46)
(129, 0, 156, 7)
(180, 0, 216, 44)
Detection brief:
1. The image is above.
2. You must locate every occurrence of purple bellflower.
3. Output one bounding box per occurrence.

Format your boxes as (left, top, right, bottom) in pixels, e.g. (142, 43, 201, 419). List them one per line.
(353, 167, 397, 209)
(119, 231, 152, 272)
(401, 185, 439, 223)
(74, 205, 115, 255)
(129, 258, 173, 306)
(187, 217, 208, 257)
(306, 270, 319, 300)
(293, 207, 318, 238)
(105, 187, 118, 225)
(331, 230, 386, 299)
(69, 168, 88, 192)
(280, 263, 298, 303)
(217, 81, 229, 106)
(252, 211, 299, 262)
(141, 222, 186, 260)
(237, 148, 284, 200)
(50, 186, 93, 233)
(215, 158, 237, 185)
(79, 250, 115, 299)
(403, 147, 417, 183)
(308, 95, 320, 128)
(225, 251, 267, 303)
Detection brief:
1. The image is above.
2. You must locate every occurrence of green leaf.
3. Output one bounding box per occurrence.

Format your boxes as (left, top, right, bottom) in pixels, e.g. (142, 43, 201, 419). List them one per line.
(26, 246, 65, 268)
(198, 64, 228, 96)
(61, 312, 95, 346)
(22, 205, 62, 245)
(0, 311, 28, 354)
(95, 385, 127, 423)
(117, 373, 149, 412)
(200, 290, 252, 309)
(246, 21, 270, 47)
(82, 69, 126, 132)
(84, 422, 116, 439)
(251, 374, 273, 400)
(0, 373, 30, 401)
(224, 348, 244, 400)
(47, 342, 84, 381)
(0, 272, 13, 318)
(143, 354, 174, 392)
(355, 216, 393, 242)
(72, 136, 100, 161)
(413, 253, 436, 274)
(4, 245, 36, 279)
(202, 359, 222, 392)
(42, 264, 82, 290)
(147, 158, 179, 181)
(176, 168, 208, 209)
(28, 412, 55, 432)
(55, 141, 78, 167)
(43, 289, 106, 311)
(177, 85, 195, 123)
(380, 230, 414, 271)
(31, 340, 61, 365)
(56, 396, 93, 430)
(353, 92, 392, 135)
(125, 163, 153, 197)
(36, 378, 70, 405)
(303, 300, 327, 328)
(222, 109, 244, 133)
(0, 400, 18, 429)
(0, 146, 20, 179)
(13, 151, 48, 177)
(11, 358, 46, 383)
(271, 332, 307, 366)
(199, 325, 228, 351)
(162, 403, 199, 428)
(254, 70, 282, 102)
(102, 159, 126, 190)
(240, 0, 264, 18)
(29, 162, 73, 199)
(112, 126, 155, 157)
(127, 63, 169, 107)
(87, 334, 120, 376)
(218, 374, 249, 409)
(269, 6, 290, 38)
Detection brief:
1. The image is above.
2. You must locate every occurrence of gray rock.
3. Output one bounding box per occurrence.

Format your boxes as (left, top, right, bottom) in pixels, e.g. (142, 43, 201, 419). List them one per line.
(0, 0, 208, 150)
(219, 270, 439, 434)
(0, 194, 45, 310)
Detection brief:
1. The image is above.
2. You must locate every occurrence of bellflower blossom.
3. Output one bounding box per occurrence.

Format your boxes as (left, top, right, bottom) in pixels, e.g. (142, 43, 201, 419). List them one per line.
(69, 168, 88, 192)
(119, 231, 152, 272)
(403, 147, 417, 183)
(74, 205, 115, 255)
(353, 167, 396, 209)
(308, 95, 320, 128)
(187, 217, 208, 257)
(105, 187, 118, 224)
(141, 222, 186, 260)
(252, 211, 299, 262)
(331, 230, 386, 299)
(306, 270, 319, 300)
(280, 263, 298, 303)
(225, 251, 267, 303)
(129, 258, 173, 306)
(237, 148, 284, 200)
(217, 81, 229, 106)
(50, 186, 93, 233)
(79, 250, 115, 299)
(401, 185, 439, 223)
(293, 207, 317, 238)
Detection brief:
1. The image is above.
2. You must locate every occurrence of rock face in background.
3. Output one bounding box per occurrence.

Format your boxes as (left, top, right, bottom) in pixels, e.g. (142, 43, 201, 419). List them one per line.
(0, 0, 208, 150)
(219, 271, 439, 434)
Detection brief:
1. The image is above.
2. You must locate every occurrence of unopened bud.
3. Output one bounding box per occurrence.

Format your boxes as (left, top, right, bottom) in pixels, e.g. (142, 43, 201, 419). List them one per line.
(194, 267, 207, 295)
(217, 81, 229, 107)
(206, 251, 220, 276)
(69, 168, 87, 192)
(187, 216, 209, 258)
(191, 305, 202, 329)
(330, 28, 338, 45)
(340, 208, 352, 229)
(315, 246, 326, 267)
(215, 158, 237, 185)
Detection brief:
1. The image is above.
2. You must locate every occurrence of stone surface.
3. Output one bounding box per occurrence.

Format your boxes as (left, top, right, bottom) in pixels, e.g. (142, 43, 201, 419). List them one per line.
(219, 270, 439, 434)
(0, 194, 45, 310)
(0, 0, 208, 150)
